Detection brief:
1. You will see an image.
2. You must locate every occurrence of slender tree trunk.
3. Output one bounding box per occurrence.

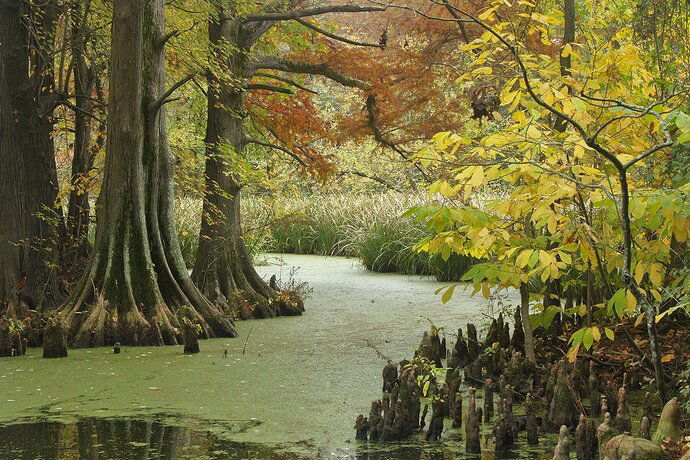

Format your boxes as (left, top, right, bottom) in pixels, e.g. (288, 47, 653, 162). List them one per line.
(60, 0, 238, 346)
(66, 0, 99, 263)
(192, 12, 302, 319)
(619, 172, 667, 402)
(0, 0, 62, 316)
(519, 283, 536, 364)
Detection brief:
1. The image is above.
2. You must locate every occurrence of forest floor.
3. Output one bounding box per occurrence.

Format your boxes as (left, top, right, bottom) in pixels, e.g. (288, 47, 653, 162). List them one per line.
(1, 254, 539, 458)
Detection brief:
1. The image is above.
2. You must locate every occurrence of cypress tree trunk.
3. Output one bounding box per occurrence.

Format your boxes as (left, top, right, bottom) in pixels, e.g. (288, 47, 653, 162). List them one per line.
(519, 283, 537, 364)
(66, 0, 100, 263)
(192, 12, 295, 319)
(0, 0, 62, 316)
(60, 0, 238, 346)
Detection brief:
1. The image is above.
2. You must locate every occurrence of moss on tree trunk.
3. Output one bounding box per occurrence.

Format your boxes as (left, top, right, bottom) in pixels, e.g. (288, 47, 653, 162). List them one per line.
(59, 0, 238, 347)
(191, 12, 298, 319)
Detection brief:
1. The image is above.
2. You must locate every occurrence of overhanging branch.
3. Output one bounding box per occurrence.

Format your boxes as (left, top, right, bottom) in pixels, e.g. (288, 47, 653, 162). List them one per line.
(295, 18, 383, 48)
(242, 4, 387, 22)
(244, 137, 307, 166)
(245, 83, 294, 94)
(253, 72, 319, 94)
(251, 56, 370, 89)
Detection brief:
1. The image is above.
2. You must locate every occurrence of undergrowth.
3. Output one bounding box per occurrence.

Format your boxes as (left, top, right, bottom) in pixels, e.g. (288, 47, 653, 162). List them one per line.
(175, 192, 479, 281)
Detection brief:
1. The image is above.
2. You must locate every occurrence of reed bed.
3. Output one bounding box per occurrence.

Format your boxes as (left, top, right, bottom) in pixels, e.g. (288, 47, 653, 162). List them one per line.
(175, 192, 478, 281)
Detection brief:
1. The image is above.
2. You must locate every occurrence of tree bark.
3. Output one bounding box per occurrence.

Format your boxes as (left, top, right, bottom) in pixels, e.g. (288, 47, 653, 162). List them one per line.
(192, 10, 294, 319)
(66, 0, 101, 263)
(60, 0, 238, 346)
(519, 283, 536, 364)
(0, 0, 62, 316)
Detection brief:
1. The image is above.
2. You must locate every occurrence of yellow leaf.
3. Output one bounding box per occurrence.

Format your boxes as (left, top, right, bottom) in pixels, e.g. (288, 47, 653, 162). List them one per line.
(626, 290, 637, 311)
(473, 66, 493, 75)
(591, 326, 600, 342)
(634, 262, 646, 284)
(567, 343, 580, 363)
(661, 353, 675, 363)
(649, 263, 664, 286)
(481, 283, 491, 299)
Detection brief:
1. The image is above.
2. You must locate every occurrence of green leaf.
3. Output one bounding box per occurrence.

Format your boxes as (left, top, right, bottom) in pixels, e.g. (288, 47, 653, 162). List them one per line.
(441, 285, 456, 304)
(604, 327, 614, 340)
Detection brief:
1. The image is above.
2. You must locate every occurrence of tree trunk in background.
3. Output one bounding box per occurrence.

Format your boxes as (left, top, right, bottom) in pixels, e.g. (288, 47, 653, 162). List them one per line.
(66, 0, 100, 263)
(60, 0, 238, 346)
(0, 0, 62, 316)
(519, 283, 536, 364)
(192, 12, 299, 319)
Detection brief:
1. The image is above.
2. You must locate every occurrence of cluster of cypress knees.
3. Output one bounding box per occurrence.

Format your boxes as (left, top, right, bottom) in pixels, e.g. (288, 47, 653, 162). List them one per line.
(354, 308, 685, 459)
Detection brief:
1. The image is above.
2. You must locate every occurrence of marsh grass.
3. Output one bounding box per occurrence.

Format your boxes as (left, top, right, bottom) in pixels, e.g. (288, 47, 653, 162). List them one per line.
(175, 192, 478, 281)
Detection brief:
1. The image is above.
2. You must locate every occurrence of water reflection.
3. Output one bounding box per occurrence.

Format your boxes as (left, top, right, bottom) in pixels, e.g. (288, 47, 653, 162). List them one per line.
(0, 417, 555, 459)
(0, 418, 274, 459)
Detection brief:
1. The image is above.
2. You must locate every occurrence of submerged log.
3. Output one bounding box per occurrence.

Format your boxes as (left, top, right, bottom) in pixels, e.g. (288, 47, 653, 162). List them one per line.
(652, 397, 683, 444)
(465, 387, 481, 454)
(43, 315, 68, 358)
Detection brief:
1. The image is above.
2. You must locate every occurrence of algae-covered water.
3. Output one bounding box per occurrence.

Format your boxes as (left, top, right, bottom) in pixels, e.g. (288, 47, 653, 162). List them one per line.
(0, 254, 557, 458)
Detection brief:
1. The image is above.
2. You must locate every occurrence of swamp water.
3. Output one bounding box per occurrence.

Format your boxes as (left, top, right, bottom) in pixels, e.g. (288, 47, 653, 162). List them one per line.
(0, 254, 559, 459)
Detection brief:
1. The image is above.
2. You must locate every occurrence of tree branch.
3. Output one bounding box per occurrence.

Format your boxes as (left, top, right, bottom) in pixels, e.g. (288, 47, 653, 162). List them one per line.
(149, 73, 196, 113)
(251, 56, 370, 89)
(157, 29, 179, 49)
(242, 4, 387, 23)
(365, 94, 429, 180)
(244, 138, 307, 166)
(338, 170, 404, 191)
(245, 83, 294, 94)
(295, 18, 383, 48)
(253, 72, 318, 94)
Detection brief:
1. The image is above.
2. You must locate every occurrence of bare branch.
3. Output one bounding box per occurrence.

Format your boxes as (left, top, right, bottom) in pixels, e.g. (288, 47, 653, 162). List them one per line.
(251, 56, 370, 89)
(157, 29, 179, 49)
(242, 4, 387, 23)
(245, 83, 294, 94)
(150, 73, 196, 113)
(244, 138, 307, 166)
(295, 18, 383, 48)
(365, 94, 429, 180)
(253, 72, 319, 94)
(338, 170, 404, 191)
